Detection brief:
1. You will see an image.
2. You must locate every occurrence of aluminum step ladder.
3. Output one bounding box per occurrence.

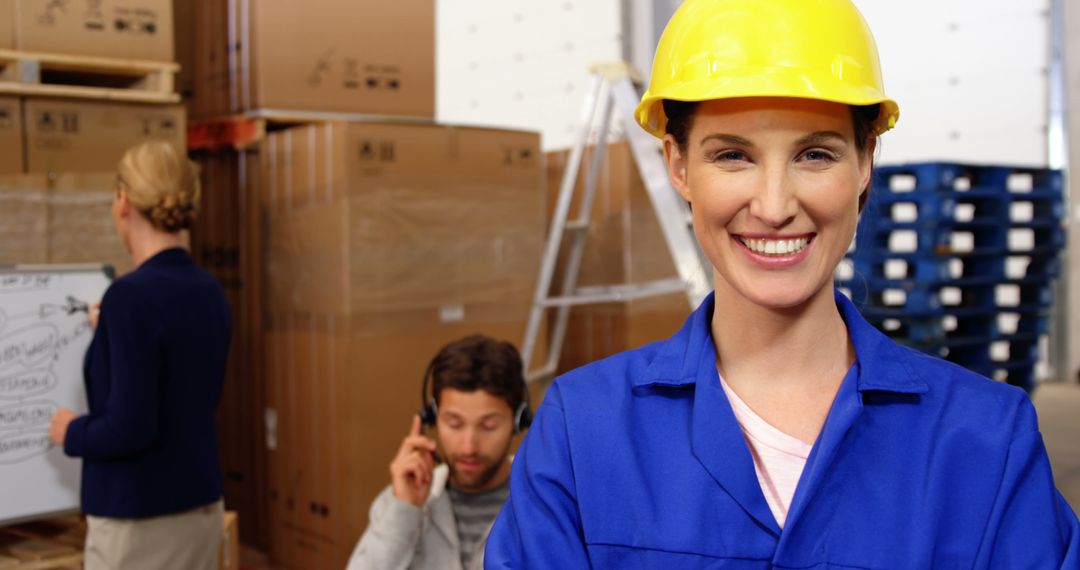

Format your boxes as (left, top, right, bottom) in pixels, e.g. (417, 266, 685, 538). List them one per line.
(522, 63, 712, 382)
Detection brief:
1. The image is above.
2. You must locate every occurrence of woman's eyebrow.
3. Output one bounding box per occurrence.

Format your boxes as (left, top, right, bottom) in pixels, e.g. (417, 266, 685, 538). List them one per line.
(699, 133, 754, 147)
(795, 131, 847, 146)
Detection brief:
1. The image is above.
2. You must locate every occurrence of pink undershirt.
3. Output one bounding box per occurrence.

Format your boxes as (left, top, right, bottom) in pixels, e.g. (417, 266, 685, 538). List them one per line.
(719, 373, 812, 529)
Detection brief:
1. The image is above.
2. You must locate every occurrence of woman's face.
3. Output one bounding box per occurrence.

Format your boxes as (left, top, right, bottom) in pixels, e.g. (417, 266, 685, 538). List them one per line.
(663, 97, 873, 311)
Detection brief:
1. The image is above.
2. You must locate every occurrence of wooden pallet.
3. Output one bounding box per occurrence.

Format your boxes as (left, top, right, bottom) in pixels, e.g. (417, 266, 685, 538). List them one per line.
(188, 109, 435, 151)
(0, 49, 179, 104)
(0, 516, 84, 569)
(0, 511, 238, 569)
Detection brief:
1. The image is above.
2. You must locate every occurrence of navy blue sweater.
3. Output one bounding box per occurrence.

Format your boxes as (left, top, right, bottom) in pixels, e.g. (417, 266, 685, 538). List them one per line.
(64, 248, 231, 518)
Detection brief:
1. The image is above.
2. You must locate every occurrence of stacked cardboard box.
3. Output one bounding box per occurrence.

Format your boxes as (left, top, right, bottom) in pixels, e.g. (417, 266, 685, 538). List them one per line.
(0, 173, 132, 274)
(188, 148, 269, 549)
(546, 142, 693, 374)
(258, 121, 543, 568)
(22, 99, 185, 174)
(0, 0, 185, 271)
(0, 0, 13, 50)
(190, 0, 435, 119)
(10, 0, 174, 61)
(0, 0, 183, 174)
(182, 0, 438, 556)
(0, 97, 22, 174)
(0, 98, 185, 269)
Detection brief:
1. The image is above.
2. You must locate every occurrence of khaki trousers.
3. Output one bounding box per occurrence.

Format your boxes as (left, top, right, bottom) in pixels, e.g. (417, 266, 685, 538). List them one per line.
(85, 500, 224, 570)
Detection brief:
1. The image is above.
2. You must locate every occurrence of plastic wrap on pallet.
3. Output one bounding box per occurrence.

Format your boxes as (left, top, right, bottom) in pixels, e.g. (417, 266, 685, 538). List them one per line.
(0, 174, 132, 275)
(261, 121, 545, 333)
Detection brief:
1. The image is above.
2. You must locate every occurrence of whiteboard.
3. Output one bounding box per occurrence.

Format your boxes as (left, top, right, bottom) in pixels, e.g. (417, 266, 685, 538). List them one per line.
(0, 265, 112, 524)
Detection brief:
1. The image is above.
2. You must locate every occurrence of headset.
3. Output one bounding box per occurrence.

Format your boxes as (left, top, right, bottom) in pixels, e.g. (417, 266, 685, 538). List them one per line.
(418, 355, 533, 434)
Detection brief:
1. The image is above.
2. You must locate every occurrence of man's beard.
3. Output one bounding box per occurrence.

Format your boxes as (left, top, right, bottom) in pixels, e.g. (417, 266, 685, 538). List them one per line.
(445, 440, 512, 492)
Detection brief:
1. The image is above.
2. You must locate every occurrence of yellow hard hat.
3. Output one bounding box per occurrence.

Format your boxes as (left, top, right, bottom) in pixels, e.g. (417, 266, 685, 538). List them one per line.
(635, 0, 900, 139)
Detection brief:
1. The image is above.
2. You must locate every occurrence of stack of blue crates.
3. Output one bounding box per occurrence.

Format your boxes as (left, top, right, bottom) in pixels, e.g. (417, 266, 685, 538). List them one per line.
(836, 163, 1066, 392)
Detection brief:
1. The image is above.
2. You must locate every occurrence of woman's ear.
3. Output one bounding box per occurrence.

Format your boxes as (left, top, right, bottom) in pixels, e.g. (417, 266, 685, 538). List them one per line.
(116, 191, 132, 218)
(662, 134, 691, 203)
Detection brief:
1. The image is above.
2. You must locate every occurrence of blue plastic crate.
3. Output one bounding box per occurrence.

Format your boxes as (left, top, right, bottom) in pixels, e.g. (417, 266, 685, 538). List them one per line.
(873, 164, 1064, 196)
(840, 162, 1064, 393)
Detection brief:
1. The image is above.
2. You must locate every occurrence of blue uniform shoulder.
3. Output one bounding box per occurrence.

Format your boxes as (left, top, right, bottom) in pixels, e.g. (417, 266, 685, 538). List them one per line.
(888, 342, 1037, 437)
(550, 339, 669, 403)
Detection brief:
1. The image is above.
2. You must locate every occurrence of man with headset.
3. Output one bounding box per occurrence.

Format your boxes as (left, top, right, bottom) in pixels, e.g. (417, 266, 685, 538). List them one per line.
(347, 335, 532, 570)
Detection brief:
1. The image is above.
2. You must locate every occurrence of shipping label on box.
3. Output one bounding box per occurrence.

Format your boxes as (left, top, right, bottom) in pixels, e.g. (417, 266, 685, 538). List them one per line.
(17, 0, 174, 62)
(0, 97, 23, 174)
(24, 99, 184, 174)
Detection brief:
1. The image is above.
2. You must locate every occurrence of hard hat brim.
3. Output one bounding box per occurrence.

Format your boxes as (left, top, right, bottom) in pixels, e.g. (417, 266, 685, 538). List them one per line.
(635, 74, 900, 139)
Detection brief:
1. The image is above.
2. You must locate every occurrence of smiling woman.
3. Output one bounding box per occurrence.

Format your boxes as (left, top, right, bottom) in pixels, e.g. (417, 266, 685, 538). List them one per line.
(485, 0, 1080, 568)
(664, 97, 872, 315)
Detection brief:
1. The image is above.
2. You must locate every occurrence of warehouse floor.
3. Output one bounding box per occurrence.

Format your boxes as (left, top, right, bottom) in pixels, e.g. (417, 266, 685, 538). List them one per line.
(1033, 381, 1080, 514)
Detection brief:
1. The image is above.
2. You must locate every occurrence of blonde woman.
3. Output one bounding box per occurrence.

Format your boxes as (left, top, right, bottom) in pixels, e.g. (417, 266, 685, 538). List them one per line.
(48, 142, 231, 570)
(486, 0, 1078, 567)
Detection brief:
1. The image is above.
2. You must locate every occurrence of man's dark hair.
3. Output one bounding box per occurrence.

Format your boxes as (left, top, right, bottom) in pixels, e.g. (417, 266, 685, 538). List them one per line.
(431, 335, 525, 411)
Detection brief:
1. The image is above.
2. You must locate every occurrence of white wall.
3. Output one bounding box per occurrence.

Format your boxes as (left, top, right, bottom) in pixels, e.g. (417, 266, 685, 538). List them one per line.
(439, 1, 1052, 164)
(1065, 0, 1080, 383)
(857, 0, 1051, 166)
(437, 1, 623, 151)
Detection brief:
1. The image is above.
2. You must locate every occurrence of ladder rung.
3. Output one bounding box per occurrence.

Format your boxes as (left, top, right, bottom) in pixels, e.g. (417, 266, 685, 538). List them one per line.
(540, 278, 688, 307)
(565, 220, 589, 231)
(525, 362, 558, 384)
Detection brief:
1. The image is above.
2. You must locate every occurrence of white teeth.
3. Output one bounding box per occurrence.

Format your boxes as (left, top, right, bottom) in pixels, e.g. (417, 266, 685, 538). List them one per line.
(740, 236, 810, 256)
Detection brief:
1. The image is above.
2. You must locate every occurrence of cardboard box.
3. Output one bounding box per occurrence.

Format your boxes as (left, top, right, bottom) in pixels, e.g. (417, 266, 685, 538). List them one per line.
(192, 0, 434, 119)
(191, 148, 269, 551)
(260, 122, 543, 569)
(173, 0, 195, 107)
(23, 98, 185, 174)
(0, 97, 23, 174)
(0, 0, 14, 49)
(219, 511, 239, 570)
(15, 0, 174, 62)
(546, 142, 692, 374)
(0, 173, 132, 275)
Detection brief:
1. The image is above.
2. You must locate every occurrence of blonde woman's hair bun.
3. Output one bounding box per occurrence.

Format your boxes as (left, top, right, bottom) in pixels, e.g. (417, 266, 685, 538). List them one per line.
(117, 141, 201, 232)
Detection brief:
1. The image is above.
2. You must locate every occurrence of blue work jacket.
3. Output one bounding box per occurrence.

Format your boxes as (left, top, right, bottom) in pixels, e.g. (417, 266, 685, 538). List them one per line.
(486, 291, 1079, 568)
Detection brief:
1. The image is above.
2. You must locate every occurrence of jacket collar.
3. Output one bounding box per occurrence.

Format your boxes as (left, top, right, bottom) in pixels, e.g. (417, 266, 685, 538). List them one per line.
(633, 290, 929, 395)
(425, 464, 458, 548)
(136, 247, 192, 272)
